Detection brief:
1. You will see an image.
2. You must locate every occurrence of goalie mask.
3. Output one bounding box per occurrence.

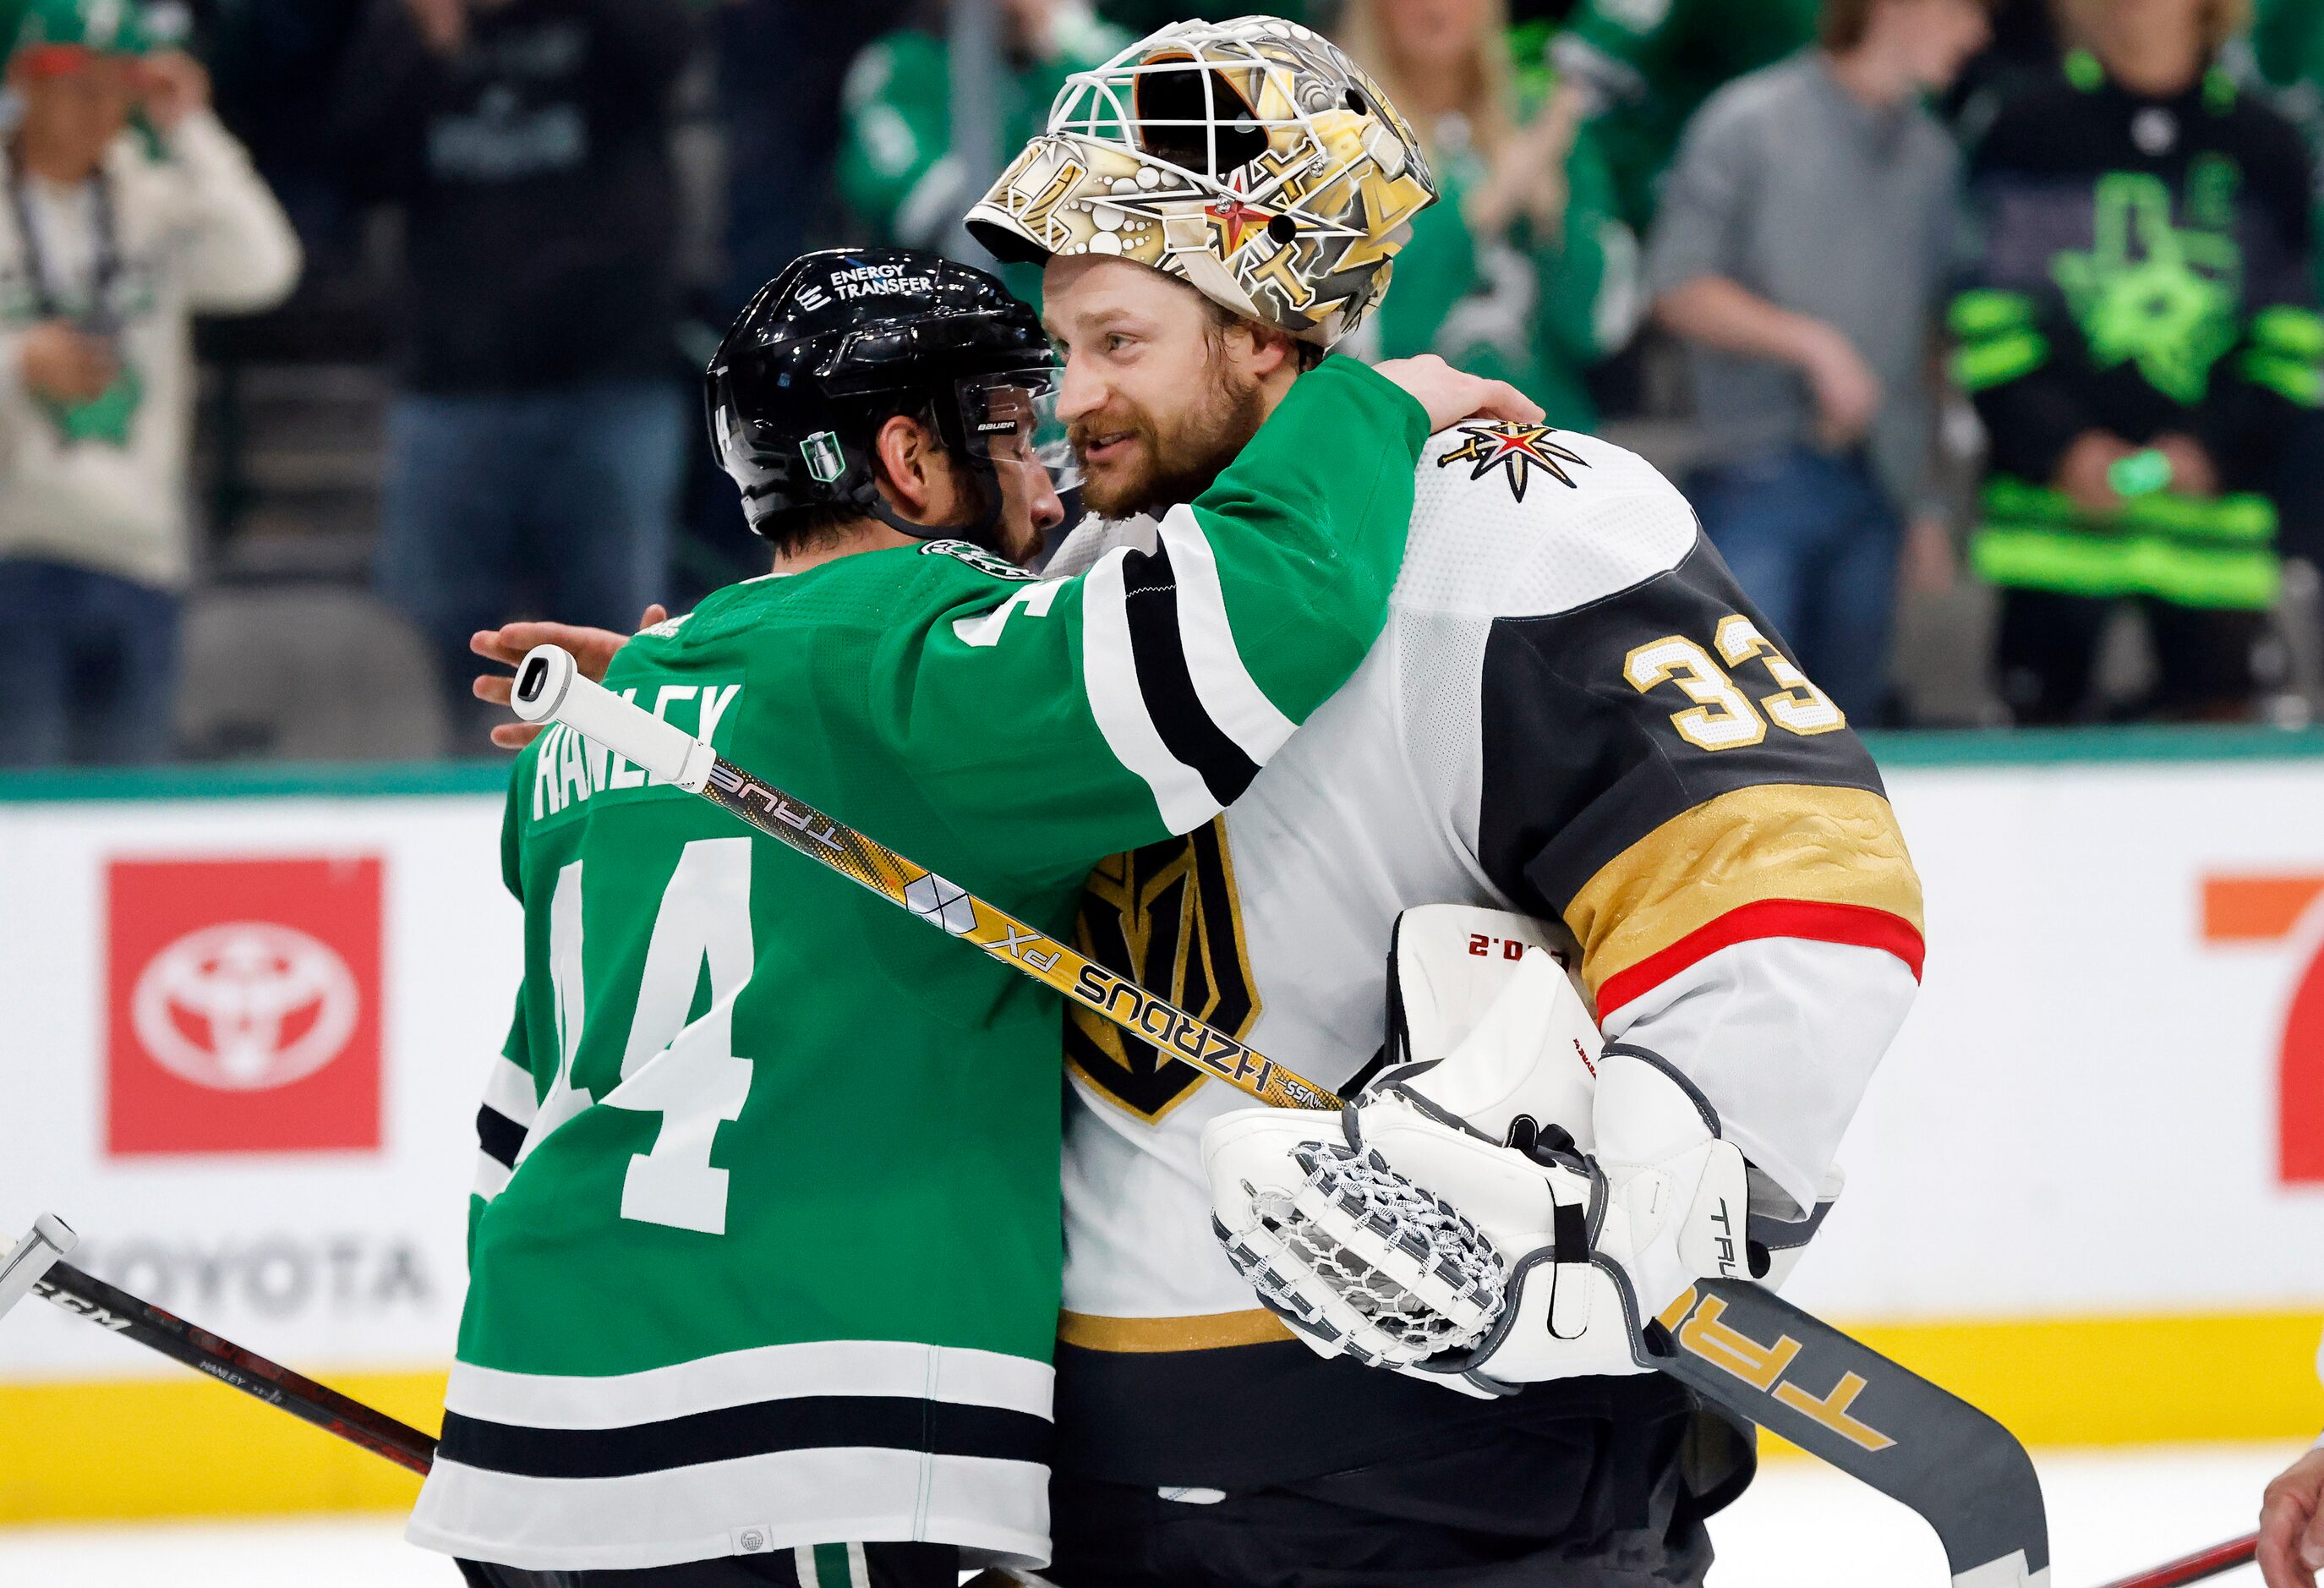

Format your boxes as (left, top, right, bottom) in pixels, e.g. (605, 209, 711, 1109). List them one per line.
(965, 15, 1437, 348)
(706, 247, 1079, 547)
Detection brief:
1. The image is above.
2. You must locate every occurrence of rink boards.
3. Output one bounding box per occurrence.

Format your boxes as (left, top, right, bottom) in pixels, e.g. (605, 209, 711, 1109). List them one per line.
(0, 736, 2319, 1520)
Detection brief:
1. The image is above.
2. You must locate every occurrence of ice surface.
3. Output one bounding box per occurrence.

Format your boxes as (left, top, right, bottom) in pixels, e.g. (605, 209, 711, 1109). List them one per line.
(1709, 1443, 2296, 1587)
(0, 1444, 2301, 1585)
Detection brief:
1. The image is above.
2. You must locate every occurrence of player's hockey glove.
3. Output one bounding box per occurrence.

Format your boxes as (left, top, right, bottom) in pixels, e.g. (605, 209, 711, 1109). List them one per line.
(1204, 906, 1750, 1396)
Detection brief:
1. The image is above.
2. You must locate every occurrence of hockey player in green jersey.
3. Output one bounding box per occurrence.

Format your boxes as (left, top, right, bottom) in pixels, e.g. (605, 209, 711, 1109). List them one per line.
(468, 15, 1928, 1584)
(428, 57, 1539, 1579)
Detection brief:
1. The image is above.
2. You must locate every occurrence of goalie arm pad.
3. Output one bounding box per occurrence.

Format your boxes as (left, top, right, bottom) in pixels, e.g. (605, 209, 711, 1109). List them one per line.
(1468, 527, 1924, 1221)
(1603, 937, 1913, 1218)
(1377, 906, 1847, 1283)
(1748, 1164, 1844, 1291)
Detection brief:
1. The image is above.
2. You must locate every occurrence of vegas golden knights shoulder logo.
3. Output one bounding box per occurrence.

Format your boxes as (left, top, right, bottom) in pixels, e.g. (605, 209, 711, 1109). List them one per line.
(1067, 818, 1260, 1122)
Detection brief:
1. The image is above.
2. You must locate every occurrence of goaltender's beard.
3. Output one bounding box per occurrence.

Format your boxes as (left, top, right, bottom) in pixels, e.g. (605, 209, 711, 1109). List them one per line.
(1069, 359, 1271, 521)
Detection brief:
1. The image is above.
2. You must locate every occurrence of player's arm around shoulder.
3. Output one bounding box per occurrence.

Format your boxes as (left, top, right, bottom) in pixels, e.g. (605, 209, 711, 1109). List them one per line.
(1172, 354, 1430, 702)
(870, 354, 1531, 863)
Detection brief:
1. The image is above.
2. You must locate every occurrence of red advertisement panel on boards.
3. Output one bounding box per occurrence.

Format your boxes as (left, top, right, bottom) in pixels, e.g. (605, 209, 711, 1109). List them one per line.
(106, 857, 384, 1156)
(2201, 873, 2324, 1183)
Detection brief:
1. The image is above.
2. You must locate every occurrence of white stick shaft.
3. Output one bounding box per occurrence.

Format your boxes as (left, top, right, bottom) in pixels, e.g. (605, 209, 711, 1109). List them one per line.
(0, 1213, 75, 1324)
(510, 643, 715, 792)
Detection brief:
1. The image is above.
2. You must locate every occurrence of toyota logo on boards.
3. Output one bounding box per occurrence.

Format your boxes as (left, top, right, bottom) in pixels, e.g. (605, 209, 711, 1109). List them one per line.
(131, 922, 361, 1092)
(108, 857, 383, 1155)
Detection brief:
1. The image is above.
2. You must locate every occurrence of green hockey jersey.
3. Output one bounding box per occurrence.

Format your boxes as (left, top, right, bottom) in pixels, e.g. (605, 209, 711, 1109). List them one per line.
(405, 357, 1430, 1573)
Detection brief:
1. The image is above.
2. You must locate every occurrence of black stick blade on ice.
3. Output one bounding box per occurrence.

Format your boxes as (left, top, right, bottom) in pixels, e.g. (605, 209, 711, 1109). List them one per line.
(1657, 1280, 2050, 1588)
(0, 1214, 437, 1475)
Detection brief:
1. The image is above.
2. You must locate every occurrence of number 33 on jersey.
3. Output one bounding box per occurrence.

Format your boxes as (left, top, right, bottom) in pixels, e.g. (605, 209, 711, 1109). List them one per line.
(1626, 613, 1845, 753)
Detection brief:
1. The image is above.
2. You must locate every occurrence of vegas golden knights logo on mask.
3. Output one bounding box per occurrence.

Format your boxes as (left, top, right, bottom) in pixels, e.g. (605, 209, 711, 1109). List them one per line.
(1067, 818, 1260, 1121)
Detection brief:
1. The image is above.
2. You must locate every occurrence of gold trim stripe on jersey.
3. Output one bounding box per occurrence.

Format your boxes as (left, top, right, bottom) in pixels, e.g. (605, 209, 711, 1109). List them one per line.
(1562, 784, 1924, 1005)
(1058, 1308, 1296, 1352)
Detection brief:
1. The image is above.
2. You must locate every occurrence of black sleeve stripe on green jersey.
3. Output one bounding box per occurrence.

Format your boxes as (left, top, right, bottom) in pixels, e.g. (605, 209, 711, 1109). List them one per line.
(1152, 503, 1301, 766)
(472, 1050, 536, 1205)
(1080, 504, 1306, 834)
(1476, 536, 1888, 920)
(475, 1105, 523, 1174)
(438, 1394, 1052, 1480)
(1121, 541, 1261, 808)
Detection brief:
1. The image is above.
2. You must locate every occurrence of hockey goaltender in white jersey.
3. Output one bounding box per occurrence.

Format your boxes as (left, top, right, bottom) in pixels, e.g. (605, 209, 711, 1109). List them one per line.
(1038, 419, 1926, 1586)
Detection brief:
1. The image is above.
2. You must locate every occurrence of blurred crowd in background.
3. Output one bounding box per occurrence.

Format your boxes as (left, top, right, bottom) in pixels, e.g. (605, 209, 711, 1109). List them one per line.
(2, 0, 2323, 765)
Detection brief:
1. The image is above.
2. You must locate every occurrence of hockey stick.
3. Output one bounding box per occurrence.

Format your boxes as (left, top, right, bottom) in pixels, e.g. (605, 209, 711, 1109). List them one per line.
(2091, 1534, 2256, 1588)
(0, 1214, 437, 1475)
(1653, 1281, 2049, 1587)
(511, 643, 2053, 1588)
(510, 644, 1336, 1112)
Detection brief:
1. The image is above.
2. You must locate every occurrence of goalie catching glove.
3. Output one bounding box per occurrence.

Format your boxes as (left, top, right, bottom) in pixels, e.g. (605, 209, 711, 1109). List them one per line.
(1203, 905, 1751, 1397)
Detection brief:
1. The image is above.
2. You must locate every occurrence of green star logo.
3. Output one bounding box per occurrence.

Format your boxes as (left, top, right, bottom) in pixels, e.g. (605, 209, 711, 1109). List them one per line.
(2052, 172, 2241, 406)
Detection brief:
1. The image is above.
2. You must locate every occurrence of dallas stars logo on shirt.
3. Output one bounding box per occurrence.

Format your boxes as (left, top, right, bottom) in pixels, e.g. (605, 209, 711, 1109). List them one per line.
(2053, 172, 2240, 406)
(1435, 422, 1589, 502)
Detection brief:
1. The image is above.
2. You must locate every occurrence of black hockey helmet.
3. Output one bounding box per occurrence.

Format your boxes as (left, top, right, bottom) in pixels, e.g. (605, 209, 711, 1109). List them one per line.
(706, 246, 1077, 546)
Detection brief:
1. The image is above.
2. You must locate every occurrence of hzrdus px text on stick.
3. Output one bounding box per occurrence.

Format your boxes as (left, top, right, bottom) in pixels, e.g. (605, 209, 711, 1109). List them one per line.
(507, 643, 1339, 1113)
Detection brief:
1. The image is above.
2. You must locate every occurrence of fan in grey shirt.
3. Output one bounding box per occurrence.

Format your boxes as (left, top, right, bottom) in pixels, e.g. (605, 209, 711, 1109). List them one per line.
(1645, 0, 1989, 721)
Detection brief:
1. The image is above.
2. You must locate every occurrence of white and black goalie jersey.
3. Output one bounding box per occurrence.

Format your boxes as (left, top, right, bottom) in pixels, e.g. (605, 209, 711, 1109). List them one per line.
(1044, 422, 1925, 1490)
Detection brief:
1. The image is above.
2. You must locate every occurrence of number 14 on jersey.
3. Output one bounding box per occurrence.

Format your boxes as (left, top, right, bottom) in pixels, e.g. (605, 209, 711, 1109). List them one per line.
(526, 838, 757, 1236)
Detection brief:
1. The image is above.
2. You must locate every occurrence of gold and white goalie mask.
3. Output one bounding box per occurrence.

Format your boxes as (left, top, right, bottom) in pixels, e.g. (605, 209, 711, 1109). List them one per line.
(965, 15, 1437, 348)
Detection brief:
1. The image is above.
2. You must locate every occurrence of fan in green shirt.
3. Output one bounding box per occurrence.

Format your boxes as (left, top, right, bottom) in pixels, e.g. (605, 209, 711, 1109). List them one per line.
(1552, 0, 1823, 227)
(837, 2, 1129, 302)
(1337, 1, 1640, 430)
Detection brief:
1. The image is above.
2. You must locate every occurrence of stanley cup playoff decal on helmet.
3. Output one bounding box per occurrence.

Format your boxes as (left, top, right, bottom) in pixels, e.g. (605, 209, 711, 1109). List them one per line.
(966, 16, 1437, 348)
